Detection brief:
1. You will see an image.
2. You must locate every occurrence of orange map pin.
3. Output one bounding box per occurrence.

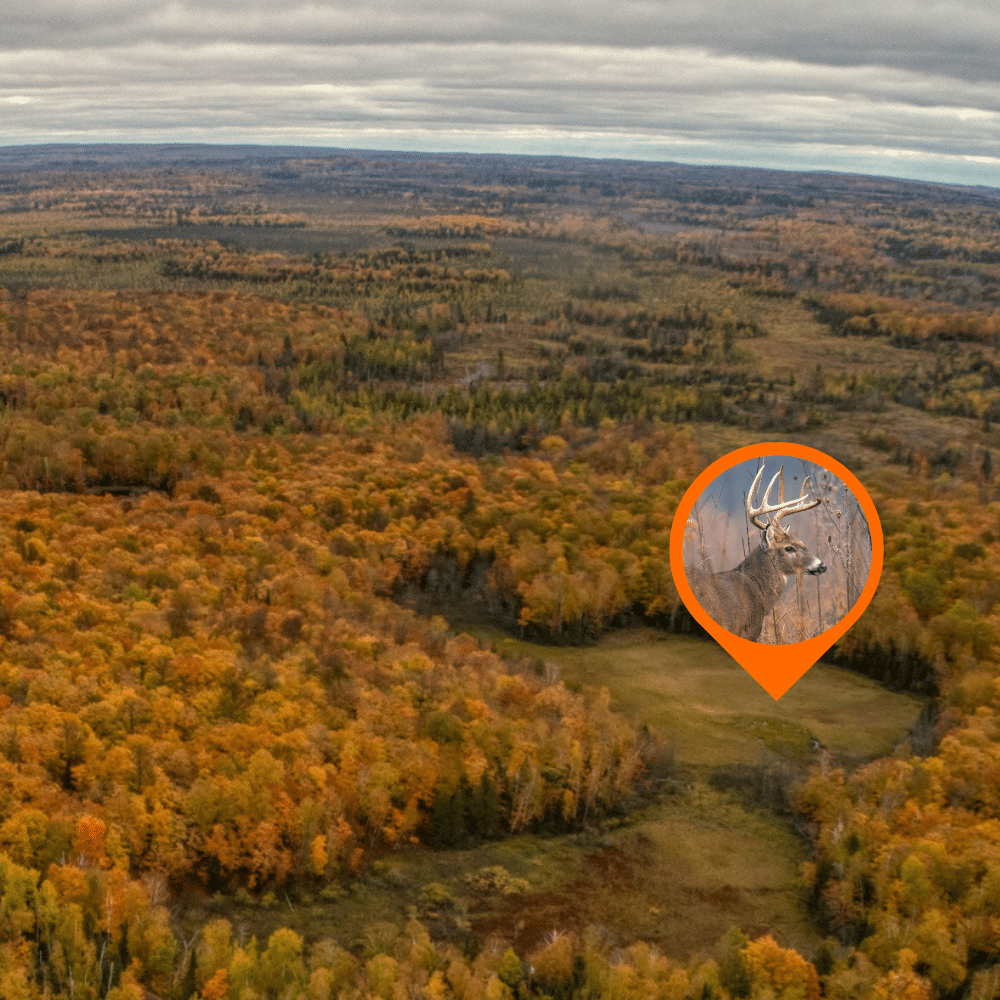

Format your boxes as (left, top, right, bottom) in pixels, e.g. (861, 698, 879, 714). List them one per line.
(670, 443, 883, 699)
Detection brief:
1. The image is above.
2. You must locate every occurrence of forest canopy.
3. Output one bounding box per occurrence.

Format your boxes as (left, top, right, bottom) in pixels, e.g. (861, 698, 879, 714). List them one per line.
(0, 145, 999, 999)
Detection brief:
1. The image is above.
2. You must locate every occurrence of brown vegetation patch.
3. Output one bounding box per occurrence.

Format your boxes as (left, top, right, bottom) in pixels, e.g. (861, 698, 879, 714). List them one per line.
(469, 833, 809, 961)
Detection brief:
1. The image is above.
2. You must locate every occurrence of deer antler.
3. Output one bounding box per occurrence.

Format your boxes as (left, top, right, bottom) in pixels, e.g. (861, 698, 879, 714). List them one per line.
(746, 464, 820, 529)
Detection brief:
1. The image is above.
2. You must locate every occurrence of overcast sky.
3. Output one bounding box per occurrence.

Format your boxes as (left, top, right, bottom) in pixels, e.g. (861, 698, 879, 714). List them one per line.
(3, 1, 999, 187)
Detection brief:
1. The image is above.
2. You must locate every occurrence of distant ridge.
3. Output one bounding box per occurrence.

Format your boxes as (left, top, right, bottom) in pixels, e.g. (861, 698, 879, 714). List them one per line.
(1, 142, 998, 198)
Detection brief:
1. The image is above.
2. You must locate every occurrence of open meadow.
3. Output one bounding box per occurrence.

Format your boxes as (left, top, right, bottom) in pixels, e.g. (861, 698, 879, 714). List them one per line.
(455, 626, 926, 768)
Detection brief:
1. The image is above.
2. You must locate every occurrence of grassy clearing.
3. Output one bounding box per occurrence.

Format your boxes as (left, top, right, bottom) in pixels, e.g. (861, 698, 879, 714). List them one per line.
(453, 625, 926, 768)
(176, 784, 819, 963)
(465, 784, 822, 961)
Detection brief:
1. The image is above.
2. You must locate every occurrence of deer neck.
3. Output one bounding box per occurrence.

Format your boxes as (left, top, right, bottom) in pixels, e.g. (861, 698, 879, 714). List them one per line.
(736, 542, 788, 605)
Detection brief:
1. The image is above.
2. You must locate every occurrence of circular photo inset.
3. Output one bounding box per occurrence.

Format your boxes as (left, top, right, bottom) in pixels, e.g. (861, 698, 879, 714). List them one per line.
(682, 455, 873, 644)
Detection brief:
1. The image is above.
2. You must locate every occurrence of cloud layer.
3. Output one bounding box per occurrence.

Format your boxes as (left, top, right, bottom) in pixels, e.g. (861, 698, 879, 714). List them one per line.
(3, 1, 999, 185)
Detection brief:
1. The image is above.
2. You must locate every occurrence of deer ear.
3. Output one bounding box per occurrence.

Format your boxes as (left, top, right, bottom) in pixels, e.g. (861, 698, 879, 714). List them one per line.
(764, 521, 777, 547)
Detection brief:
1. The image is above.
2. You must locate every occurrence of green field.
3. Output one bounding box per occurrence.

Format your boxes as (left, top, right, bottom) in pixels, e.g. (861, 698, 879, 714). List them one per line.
(456, 625, 926, 767)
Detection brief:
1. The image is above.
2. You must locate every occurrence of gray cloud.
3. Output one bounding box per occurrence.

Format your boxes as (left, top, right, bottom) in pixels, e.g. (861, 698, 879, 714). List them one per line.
(7, 0, 1000, 81)
(3, 1, 1000, 186)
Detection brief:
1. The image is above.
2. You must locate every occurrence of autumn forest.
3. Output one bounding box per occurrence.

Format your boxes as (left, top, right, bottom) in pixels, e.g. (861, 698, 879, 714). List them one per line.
(0, 143, 999, 1000)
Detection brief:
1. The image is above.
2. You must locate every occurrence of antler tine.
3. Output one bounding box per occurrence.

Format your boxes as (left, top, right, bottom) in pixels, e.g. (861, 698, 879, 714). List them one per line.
(747, 464, 820, 528)
(770, 470, 821, 526)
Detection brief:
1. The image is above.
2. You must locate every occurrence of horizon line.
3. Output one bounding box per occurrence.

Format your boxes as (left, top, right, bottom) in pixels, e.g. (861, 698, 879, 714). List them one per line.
(2, 140, 998, 196)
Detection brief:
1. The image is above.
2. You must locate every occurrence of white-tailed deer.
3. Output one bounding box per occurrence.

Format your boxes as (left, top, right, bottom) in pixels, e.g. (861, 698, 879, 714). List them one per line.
(686, 464, 827, 642)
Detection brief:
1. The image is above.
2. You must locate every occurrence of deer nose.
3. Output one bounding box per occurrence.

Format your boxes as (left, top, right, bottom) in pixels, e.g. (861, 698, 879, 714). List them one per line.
(809, 561, 827, 575)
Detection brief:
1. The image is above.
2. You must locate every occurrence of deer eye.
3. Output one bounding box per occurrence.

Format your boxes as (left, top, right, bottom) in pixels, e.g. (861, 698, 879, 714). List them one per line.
(784, 546, 795, 552)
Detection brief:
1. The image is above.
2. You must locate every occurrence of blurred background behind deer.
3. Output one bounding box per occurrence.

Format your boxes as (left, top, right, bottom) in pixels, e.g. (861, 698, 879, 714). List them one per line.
(684, 456, 872, 644)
